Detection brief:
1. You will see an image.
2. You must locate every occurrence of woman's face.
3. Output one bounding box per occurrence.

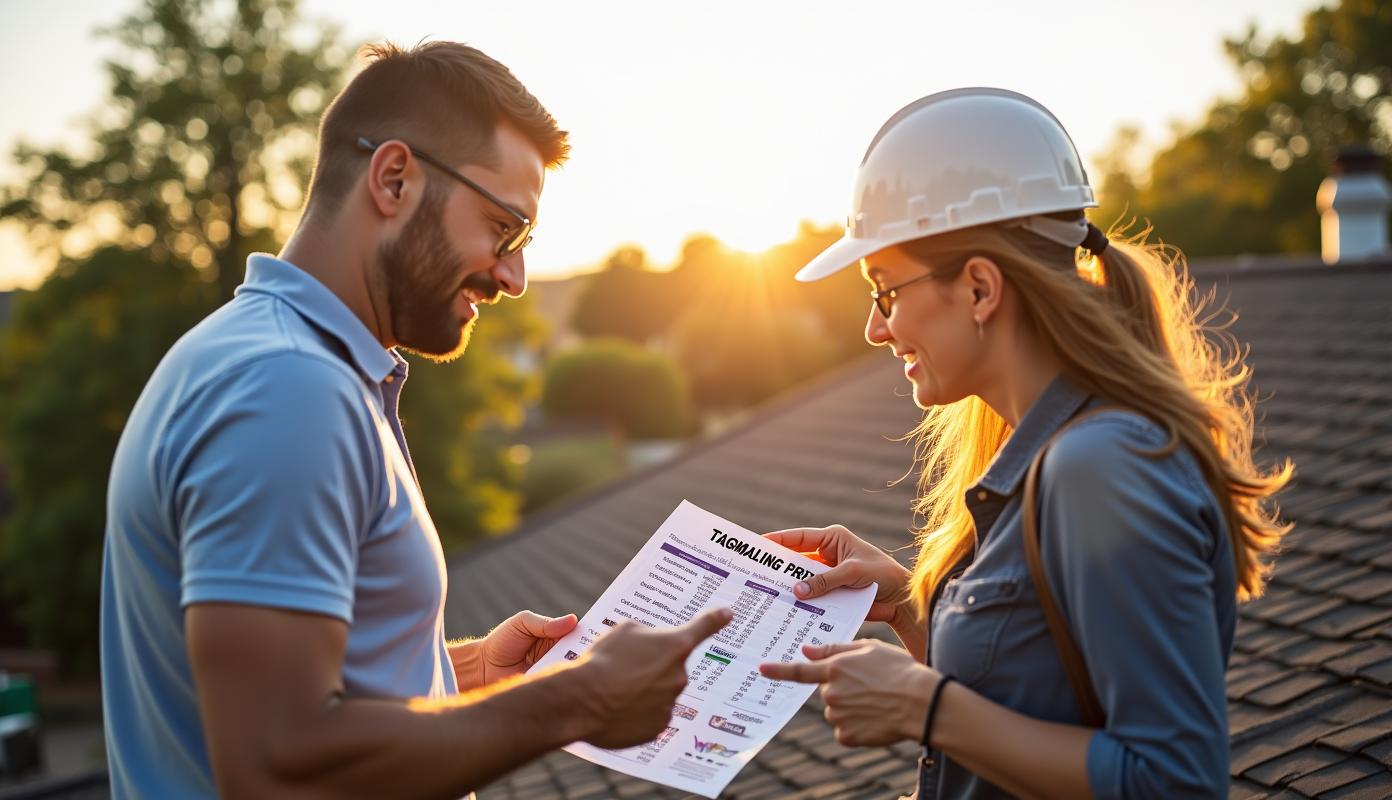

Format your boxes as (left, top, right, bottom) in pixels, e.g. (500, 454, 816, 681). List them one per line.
(862, 245, 983, 410)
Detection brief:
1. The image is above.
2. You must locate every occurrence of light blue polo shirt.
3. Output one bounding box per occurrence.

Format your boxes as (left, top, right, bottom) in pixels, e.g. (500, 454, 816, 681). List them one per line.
(100, 254, 458, 798)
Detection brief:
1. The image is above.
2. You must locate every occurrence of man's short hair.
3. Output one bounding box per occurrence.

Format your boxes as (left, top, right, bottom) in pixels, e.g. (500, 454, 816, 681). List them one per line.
(307, 41, 570, 216)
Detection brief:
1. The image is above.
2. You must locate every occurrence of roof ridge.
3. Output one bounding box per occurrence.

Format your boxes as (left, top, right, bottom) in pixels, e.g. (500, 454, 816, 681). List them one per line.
(1188, 254, 1392, 279)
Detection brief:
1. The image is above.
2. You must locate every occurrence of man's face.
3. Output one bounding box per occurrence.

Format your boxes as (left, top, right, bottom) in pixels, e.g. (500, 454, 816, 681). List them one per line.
(376, 124, 545, 362)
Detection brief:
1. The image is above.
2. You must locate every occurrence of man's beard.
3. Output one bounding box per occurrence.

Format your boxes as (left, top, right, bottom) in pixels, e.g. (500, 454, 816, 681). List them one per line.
(376, 185, 501, 363)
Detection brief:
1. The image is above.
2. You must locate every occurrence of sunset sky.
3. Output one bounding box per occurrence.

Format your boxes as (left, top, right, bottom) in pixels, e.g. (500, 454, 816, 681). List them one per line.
(0, 0, 1318, 290)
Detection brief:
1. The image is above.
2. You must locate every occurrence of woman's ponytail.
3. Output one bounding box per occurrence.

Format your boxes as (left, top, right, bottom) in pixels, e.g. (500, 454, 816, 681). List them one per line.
(904, 221, 1292, 610)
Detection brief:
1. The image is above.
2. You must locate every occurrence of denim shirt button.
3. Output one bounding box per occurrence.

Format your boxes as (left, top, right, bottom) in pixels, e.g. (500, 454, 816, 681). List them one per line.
(967, 595, 976, 605)
(976, 490, 988, 501)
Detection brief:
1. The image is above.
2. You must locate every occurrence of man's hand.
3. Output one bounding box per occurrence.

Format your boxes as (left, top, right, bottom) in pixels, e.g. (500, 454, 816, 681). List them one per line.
(568, 608, 733, 750)
(451, 611, 578, 691)
(186, 602, 687, 798)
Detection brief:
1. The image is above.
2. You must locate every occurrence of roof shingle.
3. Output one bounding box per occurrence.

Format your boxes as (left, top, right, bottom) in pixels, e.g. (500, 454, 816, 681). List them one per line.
(449, 257, 1392, 798)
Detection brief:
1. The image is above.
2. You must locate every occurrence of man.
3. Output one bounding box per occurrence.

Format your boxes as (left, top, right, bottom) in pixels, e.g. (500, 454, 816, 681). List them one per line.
(100, 41, 729, 798)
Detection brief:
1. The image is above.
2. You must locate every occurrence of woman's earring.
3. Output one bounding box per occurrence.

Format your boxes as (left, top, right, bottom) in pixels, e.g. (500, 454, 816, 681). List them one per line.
(975, 317, 984, 341)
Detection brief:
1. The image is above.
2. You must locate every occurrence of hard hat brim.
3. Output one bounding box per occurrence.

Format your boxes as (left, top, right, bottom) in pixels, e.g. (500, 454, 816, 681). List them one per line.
(794, 234, 890, 282)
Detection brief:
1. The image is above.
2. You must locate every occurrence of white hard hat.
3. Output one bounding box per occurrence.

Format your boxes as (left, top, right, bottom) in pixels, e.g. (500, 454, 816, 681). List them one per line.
(797, 88, 1097, 282)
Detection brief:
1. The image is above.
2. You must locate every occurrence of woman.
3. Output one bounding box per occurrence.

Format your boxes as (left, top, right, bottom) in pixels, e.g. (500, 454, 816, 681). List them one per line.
(758, 88, 1290, 799)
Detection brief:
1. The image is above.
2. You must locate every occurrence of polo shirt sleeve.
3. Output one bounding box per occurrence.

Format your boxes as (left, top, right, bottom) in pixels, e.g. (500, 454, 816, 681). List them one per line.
(1038, 413, 1231, 800)
(162, 352, 382, 623)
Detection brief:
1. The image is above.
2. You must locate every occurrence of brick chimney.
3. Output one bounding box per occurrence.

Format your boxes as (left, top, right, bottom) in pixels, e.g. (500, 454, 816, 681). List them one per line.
(1316, 145, 1391, 264)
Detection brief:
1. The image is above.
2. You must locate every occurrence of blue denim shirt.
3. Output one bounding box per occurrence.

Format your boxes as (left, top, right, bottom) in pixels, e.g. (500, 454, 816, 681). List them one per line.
(919, 376, 1235, 800)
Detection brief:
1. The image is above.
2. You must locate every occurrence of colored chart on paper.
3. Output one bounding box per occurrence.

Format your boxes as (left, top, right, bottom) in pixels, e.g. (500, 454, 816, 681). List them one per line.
(527, 500, 876, 798)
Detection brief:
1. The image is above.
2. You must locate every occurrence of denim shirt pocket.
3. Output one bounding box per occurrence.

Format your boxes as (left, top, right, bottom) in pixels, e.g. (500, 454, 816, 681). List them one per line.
(931, 575, 1024, 687)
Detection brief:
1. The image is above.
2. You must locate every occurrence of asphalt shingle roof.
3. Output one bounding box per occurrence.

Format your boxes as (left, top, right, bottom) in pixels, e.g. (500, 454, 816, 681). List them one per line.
(449, 341, 925, 800)
(447, 256, 1392, 799)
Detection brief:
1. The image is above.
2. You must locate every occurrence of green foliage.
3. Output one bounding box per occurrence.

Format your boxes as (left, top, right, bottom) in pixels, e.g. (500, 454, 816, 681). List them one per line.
(666, 224, 864, 410)
(755, 222, 868, 349)
(671, 307, 840, 411)
(0, 247, 216, 675)
(1093, 0, 1391, 257)
(0, 0, 350, 299)
(519, 436, 624, 514)
(0, 0, 546, 670)
(400, 294, 548, 549)
(568, 245, 672, 343)
(541, 339, 697, 439)
(560, 224, 869, 413)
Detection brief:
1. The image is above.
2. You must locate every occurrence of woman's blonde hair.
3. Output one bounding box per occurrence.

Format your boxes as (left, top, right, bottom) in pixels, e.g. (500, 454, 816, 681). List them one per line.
(905, 216, 1292, 614)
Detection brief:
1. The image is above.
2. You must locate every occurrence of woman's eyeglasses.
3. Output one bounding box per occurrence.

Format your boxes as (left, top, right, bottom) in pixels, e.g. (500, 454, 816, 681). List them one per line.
(356, 137, 534, 258)
(869, 271, 939, 318)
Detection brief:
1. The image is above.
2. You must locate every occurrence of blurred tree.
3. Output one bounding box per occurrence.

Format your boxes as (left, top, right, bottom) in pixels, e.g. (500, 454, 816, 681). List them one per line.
(556, 224, 870, 415)
(0, 0, 350, 300)
(760, 221, 865, 352)
(518, 436, 623, 514)
(401, 295, 548, 548)
(0, 0, 549, 673)
(672, 306, 840, 411)
(541, 339, 697, 439)
(569, 245, 673, 343)
(1090, 125, 1143, 233)
(668, 233, 752, 296)
(1093, 0, 1391, 257)
(663, 222, 863, 411)
(0, 247, 216, 675)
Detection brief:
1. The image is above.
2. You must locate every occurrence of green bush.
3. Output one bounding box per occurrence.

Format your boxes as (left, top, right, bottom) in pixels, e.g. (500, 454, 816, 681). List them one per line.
(541, 339, 697, 440)
(519, 436, 624, 513)
(672, 308, 840, 411)
(399, 292, 546, 551)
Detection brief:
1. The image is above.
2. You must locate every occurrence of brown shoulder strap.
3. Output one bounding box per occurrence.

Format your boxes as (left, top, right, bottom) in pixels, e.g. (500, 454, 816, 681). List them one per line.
(1021, 406, 1122, 729)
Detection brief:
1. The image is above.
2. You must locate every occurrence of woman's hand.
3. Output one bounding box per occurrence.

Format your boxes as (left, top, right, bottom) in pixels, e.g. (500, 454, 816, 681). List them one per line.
(760, 640, 938, 747)
(764, 525, 913, 624)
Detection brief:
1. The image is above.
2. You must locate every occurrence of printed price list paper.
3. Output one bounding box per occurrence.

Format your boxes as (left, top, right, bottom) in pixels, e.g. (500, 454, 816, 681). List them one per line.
(526, 500, 875, 798)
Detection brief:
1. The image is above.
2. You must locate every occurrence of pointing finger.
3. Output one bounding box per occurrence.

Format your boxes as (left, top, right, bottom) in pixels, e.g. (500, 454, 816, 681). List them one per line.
(673, 608, 734, 652)
(759, 659, 830, 684)
(802, 640, 871, 660)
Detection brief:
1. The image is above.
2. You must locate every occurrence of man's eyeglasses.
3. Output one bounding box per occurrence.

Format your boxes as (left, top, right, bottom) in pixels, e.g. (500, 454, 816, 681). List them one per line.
(870, 271, 939, 318)
(356, 137, 534, 258)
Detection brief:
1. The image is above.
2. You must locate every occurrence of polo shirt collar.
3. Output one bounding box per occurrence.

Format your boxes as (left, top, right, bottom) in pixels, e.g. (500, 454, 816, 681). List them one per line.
(973, 374, 1091, 498)
(236, 253, 398, 385)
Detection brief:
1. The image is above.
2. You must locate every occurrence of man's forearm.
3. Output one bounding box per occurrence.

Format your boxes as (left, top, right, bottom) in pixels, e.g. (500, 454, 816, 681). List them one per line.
(248, 665, 592, 800)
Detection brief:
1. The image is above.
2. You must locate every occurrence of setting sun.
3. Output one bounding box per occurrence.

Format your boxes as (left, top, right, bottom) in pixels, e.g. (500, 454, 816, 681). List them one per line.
(1, 0, 1316, 288)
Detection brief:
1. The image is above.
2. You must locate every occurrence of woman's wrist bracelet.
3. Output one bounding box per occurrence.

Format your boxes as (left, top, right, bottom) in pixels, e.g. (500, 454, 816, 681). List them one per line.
(920, 674, 956, 748)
